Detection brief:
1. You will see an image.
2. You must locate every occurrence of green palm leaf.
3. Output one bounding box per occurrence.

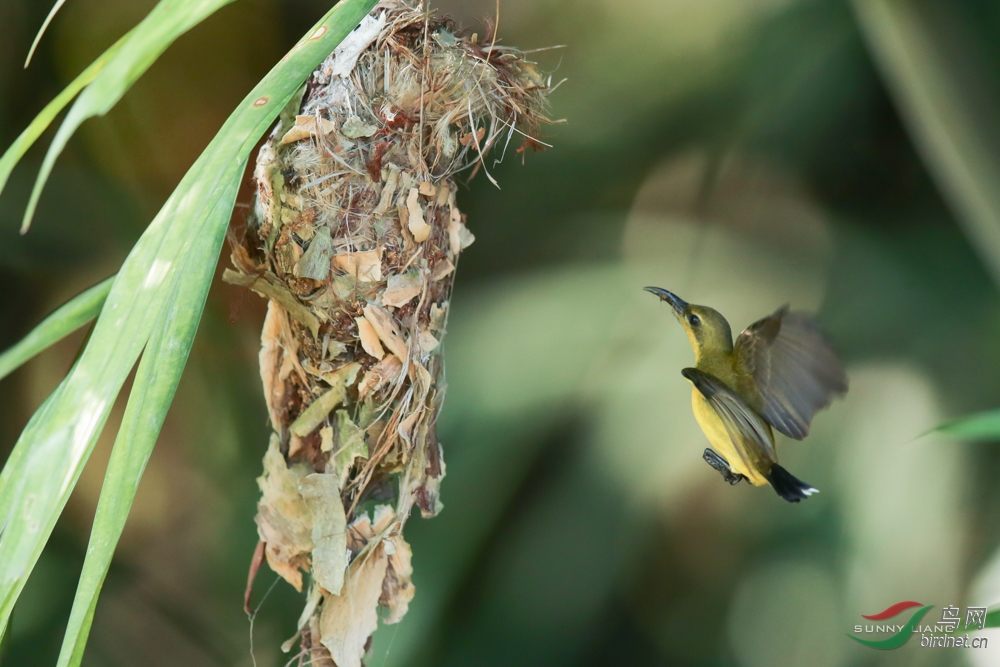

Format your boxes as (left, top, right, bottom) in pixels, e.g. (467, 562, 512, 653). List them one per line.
(56, 168, 241, 667)
(0, 276, 113, 383)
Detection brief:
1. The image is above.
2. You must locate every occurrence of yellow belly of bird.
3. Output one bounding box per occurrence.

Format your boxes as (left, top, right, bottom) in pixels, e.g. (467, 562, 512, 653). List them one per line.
(691, 389, 769, 486)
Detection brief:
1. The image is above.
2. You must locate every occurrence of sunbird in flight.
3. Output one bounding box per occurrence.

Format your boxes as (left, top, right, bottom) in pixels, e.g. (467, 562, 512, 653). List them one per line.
(646, 287, 848, 502)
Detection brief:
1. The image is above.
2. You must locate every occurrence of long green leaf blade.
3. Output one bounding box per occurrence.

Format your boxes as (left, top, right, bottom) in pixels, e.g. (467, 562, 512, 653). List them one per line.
(0, 32, 130, 202)
(21, 0, 237, 232)
(935, 409, 1000, 441)
(0, 0, 379, 637)
(0, 276, 113, 382)
(24, 0, 69, 68)
(56, 168, 241, 667)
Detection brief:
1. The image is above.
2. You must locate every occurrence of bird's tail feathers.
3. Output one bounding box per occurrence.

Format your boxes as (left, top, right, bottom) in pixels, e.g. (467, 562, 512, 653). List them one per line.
(766, 464, 818, 503)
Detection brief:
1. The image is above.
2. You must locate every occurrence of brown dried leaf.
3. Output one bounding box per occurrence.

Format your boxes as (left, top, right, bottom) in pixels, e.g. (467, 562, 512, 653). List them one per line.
(429, 259, 454, 281)
(356, 316, 385, 359)
(319, 544, 389, 667)
(358, 354, 403, 399)
(280, 115, 338, 145)
(380, 534, 415, 624)
(459, 127, 485, 147)
(406, 188, 431, 242)
(259, 303, 286, 433)
(418, 181, 436, 197)
(362, 304, 408, 360)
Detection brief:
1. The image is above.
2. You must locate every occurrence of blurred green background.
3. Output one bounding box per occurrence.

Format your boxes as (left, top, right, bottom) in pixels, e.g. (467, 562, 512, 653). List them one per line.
(4, 0, 1000, 665)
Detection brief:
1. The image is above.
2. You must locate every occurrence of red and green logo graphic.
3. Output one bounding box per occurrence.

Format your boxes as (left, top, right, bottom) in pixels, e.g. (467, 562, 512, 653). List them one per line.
(848, 601, 933, 649)
(849, 601, 994, 650)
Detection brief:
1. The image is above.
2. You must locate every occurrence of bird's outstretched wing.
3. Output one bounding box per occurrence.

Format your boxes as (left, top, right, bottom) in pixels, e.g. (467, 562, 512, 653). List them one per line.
(682, 368, 776, 464)
(734, 307, 848, 439)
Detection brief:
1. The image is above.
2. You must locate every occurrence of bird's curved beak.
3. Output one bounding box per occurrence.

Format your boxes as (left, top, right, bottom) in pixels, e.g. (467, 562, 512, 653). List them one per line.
(644, 286, 688, 316)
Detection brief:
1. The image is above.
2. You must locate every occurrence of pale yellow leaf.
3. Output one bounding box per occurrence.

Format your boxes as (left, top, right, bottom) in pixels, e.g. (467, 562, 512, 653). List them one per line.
(332, 249, 382, 282)
(381, 270, 423, 307)
(406, 188, 431, 242)
(280, 115, 338, 145)
(320, 544, 389, 667)
(356, 316, 385, 359)
(362, 304, 408, 360)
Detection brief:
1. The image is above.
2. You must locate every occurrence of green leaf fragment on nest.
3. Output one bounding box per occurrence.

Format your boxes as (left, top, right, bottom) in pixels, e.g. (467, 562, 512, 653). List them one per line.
(297, 227, 333, 281)
(290, 362, 362, 436)
(222, 268, 320, 339)
(341, 115, 377, 138)
(299, 473, 347, 595)
(334, 410, 368, 481)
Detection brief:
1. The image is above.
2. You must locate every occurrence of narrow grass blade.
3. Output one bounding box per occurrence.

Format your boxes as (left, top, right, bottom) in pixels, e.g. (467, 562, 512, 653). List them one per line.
(55, 169, 240, 667)
(0, 0, 379, 637)
(851, 1, 1000, 286)
(0, 276, 113, 382)
(934, 409, 1000, 441)
(0, 32, 130, 201)
(21, 0, 238, 232)
(24, 0, 69, 68)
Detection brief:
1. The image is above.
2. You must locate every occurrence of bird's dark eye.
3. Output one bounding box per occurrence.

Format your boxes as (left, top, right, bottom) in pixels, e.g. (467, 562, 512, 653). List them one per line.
(688, 314, 700, 326)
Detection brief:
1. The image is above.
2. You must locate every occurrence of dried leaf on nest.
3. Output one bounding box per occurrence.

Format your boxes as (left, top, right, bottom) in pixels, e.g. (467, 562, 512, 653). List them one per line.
(356, 316, 385, 359)
(341, 115, 377, 139)
(256, 436, 313, 591)
(289, 362, 361, 436)
(320, 425, 335, 453)
(406, 188, 431, 242)
(358, 354, 403, 399)
(448, 215, 475, 256)
(299, 473, 348, 595)
(319, 543, 389, 667)
(333, 410, 368, 484)
(382, 270, 423, 307)
(333, 250, 382, 282)
(362, 304, 408, 360)
(297, 227, 333, 281)
(223, 269, 320, 338)
(280, 115, 338, 145)
(380, 534, 415, 624)
(259, 303, 286, 433)
(429, 259, 454, 281)
(416, 329, 439, 357)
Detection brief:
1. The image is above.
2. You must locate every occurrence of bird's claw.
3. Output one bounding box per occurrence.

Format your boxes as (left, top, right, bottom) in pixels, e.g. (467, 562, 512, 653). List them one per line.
(703, 448, 746, 485)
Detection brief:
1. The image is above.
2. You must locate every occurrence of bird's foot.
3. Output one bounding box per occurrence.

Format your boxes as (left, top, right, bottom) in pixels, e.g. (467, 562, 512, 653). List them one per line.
(703, 448, 746, 486)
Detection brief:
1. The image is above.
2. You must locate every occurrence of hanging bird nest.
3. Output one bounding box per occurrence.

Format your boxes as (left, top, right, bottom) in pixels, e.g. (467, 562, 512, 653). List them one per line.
(224, 2, 551, 665)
